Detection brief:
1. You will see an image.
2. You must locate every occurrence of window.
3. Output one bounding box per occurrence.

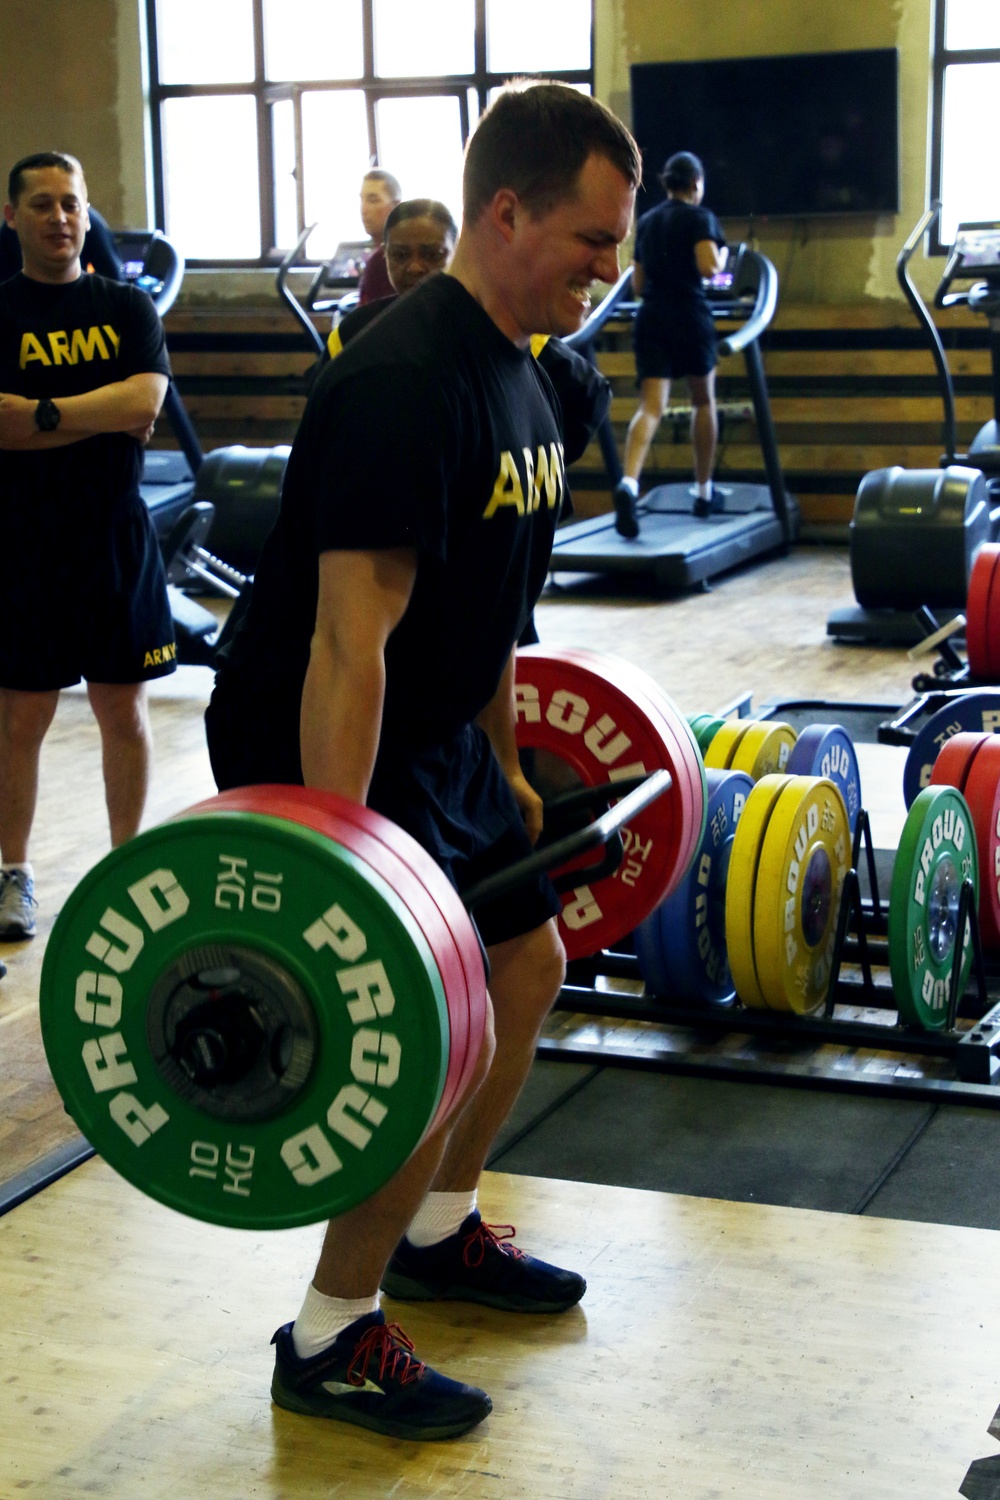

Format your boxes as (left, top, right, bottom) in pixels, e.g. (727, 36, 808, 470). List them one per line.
(931, 0, 1000, 247)
(145, 0, 594, 264)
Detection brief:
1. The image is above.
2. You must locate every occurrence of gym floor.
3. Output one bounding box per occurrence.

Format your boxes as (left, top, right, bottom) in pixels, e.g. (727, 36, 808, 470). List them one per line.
(4, 543, 1000, 1498)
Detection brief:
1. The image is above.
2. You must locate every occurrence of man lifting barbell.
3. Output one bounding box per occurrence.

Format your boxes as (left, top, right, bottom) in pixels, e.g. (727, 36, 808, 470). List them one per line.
(205, 83, 641, 1440)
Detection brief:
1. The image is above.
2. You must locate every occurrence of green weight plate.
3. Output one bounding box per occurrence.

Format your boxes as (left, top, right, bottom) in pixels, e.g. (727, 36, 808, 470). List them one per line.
(40, 811, 450, 1230)
(753, 776, 851, 1016)
(888, 786, 979, 1031)
(724, 774, 792, 1009)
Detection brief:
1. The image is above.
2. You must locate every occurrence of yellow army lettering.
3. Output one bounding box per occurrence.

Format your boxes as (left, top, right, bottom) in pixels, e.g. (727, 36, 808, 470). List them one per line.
(482, 443, 565, 520)
(142, 642, 178, 669)
(19, 324, 121, 370)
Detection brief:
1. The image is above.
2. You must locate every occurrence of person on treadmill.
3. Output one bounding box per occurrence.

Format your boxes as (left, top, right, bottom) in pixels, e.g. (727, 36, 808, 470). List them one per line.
(613, 151, 727, 539)
(0, 152, 174, 943)
(205, 82, 639, 1443)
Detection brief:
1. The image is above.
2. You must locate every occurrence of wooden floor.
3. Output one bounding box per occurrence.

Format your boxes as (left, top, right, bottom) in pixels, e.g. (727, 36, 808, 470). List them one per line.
(3, 546, 996, 1497)
(3, 1163, 999, 1499)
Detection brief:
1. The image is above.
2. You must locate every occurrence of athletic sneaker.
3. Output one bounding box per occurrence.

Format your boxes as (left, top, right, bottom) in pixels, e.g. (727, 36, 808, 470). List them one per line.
(381, 1211, 587, 1313)
(692, 483, 728, 518)
(270, 1311, 492, 1441)
(0, 868, 37, 940)
(612, 480, 640, 539)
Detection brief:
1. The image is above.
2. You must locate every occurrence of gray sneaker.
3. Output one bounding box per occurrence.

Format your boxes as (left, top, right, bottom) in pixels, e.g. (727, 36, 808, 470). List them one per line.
(0, 868, 37, 940)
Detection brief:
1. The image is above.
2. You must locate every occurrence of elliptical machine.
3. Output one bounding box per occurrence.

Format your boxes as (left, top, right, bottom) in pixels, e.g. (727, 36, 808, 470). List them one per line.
(827, 204, 996, 647)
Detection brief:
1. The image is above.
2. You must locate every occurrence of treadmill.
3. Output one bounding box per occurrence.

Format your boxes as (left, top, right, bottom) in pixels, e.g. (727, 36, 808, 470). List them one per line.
(550, 247, 798, 591)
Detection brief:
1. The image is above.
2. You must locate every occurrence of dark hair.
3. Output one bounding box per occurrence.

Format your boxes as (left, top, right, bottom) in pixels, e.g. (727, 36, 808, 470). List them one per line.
(659, 152, 704, 194)
(383, 198, 458, 244)
(463, 81, 641, 223)
(363, 168, 402, 202)
(8, 151, 85, 204)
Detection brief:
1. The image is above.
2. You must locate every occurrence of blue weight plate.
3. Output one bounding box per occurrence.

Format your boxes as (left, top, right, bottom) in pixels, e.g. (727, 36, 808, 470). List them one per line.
(635, 768, 753, 1005)
(902, 693, 1000, 809)
(786, 724, 862, 832)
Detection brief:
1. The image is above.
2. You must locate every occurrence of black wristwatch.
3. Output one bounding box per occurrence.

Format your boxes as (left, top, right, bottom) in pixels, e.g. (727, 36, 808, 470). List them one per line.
(34, 398, 61, 432)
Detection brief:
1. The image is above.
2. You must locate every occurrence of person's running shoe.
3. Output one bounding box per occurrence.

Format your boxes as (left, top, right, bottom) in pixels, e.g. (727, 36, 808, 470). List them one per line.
(612, 480, 640, 539)
(691, 483, 729, 518)
(270, 1311, 492, 1441)
(0, 869, 37, 940)
(381, 1211, 586, 1313)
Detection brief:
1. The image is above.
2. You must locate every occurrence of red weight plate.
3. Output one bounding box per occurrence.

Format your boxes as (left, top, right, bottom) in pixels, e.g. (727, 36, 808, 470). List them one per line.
(960, 737, 1000, 949)
(555, 647, 706, 892)
(515, 648, 689, 958)
(182, 788, 478, 1134)
(966, 545, 999, 680)
(929, 731, 991, 795)
(985, 545, 1000, 681)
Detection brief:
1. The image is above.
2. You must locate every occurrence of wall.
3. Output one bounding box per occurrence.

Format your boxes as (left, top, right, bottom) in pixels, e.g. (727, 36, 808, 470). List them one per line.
(0, 0, 150, 227)
(595, 0, 937, 306)
(1, 0, 940, 309)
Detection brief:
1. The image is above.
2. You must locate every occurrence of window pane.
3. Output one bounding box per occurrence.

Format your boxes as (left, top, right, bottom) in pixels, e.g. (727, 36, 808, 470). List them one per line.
(301, 91, 372, 260)
(272, 99, 298, 249)
(263, 0, 363, 81)
(374, 0, 474, 77)
(375, 96, 464, 227)
(162, 96, 261, 257)
(156, 0, 255, 83)
(940, 63, 1000, 243)
(486, 0, 591, 74)
(945, 0, 1000, 51)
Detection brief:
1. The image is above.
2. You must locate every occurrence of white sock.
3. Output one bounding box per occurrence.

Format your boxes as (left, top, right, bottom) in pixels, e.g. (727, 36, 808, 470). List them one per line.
(618, 476, 639, 495)
(696, 480, 713, 499)
(291, 1283, 381, 1360)
(1, 862, 33, 876)
(406, 1189, 478, 1248)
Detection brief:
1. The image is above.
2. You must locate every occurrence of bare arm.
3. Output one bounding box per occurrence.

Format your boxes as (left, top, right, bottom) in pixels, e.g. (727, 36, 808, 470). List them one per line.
(476, 649, 544, 845)
(0, 372, 167, 449)
(299, 547, 417, 801)
(695, 239, 727, 279)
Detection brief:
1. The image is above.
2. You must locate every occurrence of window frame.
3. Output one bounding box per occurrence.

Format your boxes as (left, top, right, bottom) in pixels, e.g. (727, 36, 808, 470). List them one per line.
(144, 0, 594, 266)
(929, 0, 1000, 254)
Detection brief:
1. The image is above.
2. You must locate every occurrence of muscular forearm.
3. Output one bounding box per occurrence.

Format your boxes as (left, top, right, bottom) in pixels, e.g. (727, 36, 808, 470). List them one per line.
(2, 427, 103, 450)
(55, 378, 165, 434)
(299, 634, 385, 803)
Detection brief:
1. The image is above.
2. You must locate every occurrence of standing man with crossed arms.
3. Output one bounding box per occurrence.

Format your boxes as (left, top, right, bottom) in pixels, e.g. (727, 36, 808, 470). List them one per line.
(206, 83, 640, 1441)
(0, 152, 174, 942)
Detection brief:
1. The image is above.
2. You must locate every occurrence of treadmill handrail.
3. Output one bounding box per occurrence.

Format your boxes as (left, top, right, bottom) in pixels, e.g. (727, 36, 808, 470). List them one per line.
(275, 224, 327, 357)
(563, 265, 634, 351)
(715, 250, 778, 358)
(896, 203, 957, 464)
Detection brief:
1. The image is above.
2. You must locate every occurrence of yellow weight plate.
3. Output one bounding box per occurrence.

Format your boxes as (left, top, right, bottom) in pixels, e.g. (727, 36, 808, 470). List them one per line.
(753, 776, 851, 1016)
(704, 719, 753, 771)
(729, 722, 797, 781)
(724, 774, 792, 1009)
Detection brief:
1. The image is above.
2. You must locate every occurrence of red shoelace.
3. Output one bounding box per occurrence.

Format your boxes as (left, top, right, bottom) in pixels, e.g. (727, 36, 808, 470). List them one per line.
(347, 1322, 425, 1388)
(462, 1220, 525, 1268)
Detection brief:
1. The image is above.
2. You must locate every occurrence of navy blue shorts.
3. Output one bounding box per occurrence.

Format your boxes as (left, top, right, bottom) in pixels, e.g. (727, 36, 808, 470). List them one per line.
(0, 493, 176, 691)
(633, 301, 717, 383)
(205, 683, 560, 948)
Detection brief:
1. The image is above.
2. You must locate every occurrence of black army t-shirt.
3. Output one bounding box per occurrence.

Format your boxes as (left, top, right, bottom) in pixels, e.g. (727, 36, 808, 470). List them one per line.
(215, 273, 568, 753)
(0, 272, 170, 519)
(634, 200, 727, 306)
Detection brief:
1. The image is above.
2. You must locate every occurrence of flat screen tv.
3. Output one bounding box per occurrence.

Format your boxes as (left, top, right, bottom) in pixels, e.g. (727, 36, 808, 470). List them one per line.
(630, 50, 899, 221)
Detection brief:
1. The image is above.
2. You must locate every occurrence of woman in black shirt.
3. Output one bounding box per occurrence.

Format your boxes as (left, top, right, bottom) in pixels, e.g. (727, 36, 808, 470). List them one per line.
(614, 152, 727, 537)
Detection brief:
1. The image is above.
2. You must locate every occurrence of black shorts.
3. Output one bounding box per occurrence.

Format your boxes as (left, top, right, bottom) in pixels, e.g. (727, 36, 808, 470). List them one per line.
(0, 494, 176, 691)
(633, 301, 717, 383)
(205, 681, 560, 948)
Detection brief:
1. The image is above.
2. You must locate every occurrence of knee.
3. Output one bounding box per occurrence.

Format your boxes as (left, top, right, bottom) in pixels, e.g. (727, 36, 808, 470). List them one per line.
(89, 687, 150, 743)
(0, 690, 58, 750)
